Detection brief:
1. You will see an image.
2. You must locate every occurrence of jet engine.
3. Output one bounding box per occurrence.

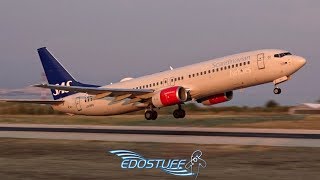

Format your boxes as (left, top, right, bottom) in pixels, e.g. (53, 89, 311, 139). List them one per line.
(200, 91, 233, 105)
(152, 86, 188, 108)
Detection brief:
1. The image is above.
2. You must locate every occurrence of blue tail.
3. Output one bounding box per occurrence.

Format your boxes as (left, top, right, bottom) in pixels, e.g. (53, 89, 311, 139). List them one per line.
(37, 47, 99, 100)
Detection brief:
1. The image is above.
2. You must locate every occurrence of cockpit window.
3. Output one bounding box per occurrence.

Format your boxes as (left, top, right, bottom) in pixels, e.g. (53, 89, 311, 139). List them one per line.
(274, 52, 292, 58)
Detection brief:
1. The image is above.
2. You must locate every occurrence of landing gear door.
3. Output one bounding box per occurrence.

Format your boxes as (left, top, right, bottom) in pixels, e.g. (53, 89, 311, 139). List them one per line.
(257, 53, 265, 69)
(75, 97, 82, 111)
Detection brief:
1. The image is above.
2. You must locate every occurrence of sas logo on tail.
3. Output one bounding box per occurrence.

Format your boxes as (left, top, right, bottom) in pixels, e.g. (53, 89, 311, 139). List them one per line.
(53, 81, 72, 96)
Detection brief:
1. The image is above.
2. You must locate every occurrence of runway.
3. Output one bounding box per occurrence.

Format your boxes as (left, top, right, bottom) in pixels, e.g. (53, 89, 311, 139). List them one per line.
(1, 124, 320, 147)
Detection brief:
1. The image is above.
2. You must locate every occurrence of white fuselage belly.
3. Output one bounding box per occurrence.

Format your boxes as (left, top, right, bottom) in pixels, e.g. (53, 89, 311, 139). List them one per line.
(52, 49, 304, 115)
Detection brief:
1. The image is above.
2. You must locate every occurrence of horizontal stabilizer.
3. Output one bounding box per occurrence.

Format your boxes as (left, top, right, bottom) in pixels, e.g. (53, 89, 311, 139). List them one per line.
(0, 99, 64, 105)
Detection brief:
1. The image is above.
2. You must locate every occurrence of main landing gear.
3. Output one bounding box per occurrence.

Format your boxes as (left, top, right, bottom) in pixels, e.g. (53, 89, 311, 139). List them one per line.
(144, 104, 186, 120)
(173, 104, 186, 119)
(145, 109, 158, 120)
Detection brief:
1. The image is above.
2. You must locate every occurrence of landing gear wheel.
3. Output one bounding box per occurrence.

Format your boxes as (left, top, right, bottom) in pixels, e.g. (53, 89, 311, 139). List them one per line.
(151, 111, 158, 120)
(173, 109, 186, 119)
(145, 110, 158, 120)
(273, 87, 282, 94)
(179, 109, 186, 118)
(173, 109, 180, 119)
(145, 110, 153, 120)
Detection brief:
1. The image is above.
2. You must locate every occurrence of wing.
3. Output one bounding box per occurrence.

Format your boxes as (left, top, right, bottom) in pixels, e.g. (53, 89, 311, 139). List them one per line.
(33, 84, 154, 100)
(0, 99, 64, 105)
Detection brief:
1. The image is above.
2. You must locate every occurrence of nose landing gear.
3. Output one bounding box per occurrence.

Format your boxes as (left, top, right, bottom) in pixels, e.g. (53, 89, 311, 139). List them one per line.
(273, 76, 288, 95)
(273, 87, 282, 94)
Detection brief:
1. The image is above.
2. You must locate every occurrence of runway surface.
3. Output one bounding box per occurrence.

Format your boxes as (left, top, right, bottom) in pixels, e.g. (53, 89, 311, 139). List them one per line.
(1, 124, 320, 147)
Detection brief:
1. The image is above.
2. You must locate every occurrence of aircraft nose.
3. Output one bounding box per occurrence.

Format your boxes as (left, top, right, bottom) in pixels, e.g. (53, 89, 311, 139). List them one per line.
(295, 56, 306, 68)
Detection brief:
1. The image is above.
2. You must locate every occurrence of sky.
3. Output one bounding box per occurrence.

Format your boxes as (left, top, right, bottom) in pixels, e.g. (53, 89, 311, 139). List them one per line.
(0, 0, 319, 106)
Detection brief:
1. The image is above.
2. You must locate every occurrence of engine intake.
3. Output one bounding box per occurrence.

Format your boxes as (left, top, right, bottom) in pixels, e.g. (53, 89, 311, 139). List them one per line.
(200, 91, 233, 105)
(152, 86, 188, 108)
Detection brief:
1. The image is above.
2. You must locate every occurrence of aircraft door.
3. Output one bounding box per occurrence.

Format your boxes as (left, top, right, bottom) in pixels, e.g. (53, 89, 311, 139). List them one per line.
(75, 97, 82, 111)
(169, 77, 175, 86)
(257, 53, 265, 69)
(163, 78, 168, 87)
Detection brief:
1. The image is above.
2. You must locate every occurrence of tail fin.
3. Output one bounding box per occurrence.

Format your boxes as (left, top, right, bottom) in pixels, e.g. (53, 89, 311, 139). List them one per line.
(37, 47, 99, 100)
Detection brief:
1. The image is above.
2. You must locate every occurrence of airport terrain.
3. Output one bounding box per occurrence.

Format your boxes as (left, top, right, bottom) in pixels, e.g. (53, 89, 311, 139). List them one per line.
(0, 138, 320, 180)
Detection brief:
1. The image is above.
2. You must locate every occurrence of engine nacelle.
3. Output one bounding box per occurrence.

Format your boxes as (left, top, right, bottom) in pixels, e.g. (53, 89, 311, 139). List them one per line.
(200, 91, 233, 105)
(152, 86, 188, 108)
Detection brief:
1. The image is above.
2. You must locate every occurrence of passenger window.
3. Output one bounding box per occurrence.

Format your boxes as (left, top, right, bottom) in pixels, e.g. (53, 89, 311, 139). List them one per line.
(232, 65, 234, 68)
(240, 63, 242, 66)
(248, 61, 250, 64)
(160, 81, 163, 85)
(208, 70, 211, 73)
(228, 65, 230, 69)
(236, 64, 238, 67)
(197, 73, 199, 76)
(244, 62, 246, 65)
(204, 71, 206, 75)
(189, 75, 191, 78)
(193, 74, 195, 77)
(212, 69, 215, 72)
(216, 68, 219, 72)
(200, 72, 203, 75)
(153, 83, 155, 86)
(181, 76, 184, 80)
(178, 77, 180, 80)
(220, 67, 223, 71)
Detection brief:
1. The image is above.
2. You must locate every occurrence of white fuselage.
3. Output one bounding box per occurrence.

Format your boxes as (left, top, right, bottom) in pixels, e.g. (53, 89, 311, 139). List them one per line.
(52, 49, 306, 115)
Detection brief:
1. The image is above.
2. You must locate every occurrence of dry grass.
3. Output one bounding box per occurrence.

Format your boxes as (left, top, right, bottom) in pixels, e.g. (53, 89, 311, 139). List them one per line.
(1, 114, 320, 129)
(228, 115, 320, 129)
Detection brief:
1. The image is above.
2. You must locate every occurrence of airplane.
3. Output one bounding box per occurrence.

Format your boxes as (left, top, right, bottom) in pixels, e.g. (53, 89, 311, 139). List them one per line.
(1, 47, 306, 120)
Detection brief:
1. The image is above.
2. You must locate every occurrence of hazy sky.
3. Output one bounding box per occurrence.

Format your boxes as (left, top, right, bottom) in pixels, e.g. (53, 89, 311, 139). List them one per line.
(0, 0, 319, 106)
